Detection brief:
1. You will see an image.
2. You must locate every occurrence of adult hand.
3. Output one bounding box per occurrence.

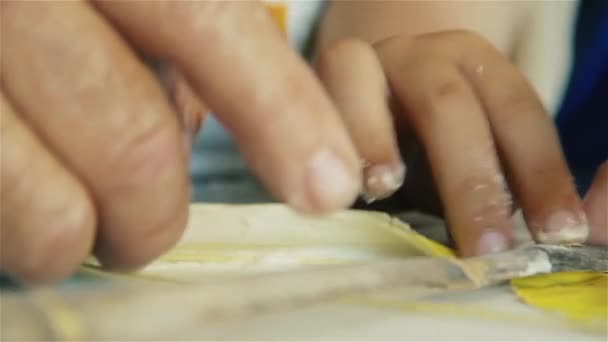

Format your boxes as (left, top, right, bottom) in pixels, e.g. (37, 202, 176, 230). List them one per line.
(0, 1, 361, 283)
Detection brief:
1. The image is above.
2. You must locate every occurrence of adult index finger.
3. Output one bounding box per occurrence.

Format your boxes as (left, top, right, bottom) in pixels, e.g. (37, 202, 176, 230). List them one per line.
(95, 1, 361, 213)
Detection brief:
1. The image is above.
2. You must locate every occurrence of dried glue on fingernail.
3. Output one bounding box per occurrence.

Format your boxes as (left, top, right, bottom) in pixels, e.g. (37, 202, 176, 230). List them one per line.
(361, 163, 406, 203)
(536, 211, 589, 244)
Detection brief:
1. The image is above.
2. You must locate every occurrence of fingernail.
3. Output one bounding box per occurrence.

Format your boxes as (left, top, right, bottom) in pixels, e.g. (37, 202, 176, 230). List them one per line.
(297, 147, 359, 213)
(536, 211, 589, 244)
(476, 230, 510, 255)
(362, 163, 406, 203)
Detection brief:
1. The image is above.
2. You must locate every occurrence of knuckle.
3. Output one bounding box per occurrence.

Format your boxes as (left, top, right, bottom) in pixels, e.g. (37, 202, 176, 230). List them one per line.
(410, 76, 469, 127)
(101, 118, 180, 187)
(317, 38, 371, 70)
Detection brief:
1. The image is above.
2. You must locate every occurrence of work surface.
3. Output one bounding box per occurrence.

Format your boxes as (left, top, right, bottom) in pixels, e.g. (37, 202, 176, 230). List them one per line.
(2, 204, 605, 341)
(174, 287, 594, 341)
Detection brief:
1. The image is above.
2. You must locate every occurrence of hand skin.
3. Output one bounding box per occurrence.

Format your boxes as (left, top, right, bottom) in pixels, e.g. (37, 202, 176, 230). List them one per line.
(584, 161, 608, 245)
(316, 1, 606, 256)
(0, 1, 363, 283)
(1, 1, 604, 284)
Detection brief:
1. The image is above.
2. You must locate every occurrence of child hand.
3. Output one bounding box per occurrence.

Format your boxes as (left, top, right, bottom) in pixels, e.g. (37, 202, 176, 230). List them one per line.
(315, 31, 593, 256)
(584, 162, 608, 245)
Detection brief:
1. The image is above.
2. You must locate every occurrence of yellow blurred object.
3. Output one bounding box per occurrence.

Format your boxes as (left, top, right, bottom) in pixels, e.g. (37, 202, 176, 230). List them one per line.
(263, 0, 288, 34)
(511, 272, 608, 332)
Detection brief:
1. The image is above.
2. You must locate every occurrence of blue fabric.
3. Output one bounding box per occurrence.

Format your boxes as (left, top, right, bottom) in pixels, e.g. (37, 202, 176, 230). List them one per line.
(556, 0, 608, 194)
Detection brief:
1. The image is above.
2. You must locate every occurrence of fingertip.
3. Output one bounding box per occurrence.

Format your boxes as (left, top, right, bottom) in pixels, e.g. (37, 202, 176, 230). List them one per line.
(289, 146, 361, 215)
(456, 228, 512, 257)
(473, 229, 511, 256)
(361, 162, 406, 203)
(531, 210, 589, 245)
(536, 226, 589, 245)
(7, 199, 97, 285)
(94, 202, 189, 272)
